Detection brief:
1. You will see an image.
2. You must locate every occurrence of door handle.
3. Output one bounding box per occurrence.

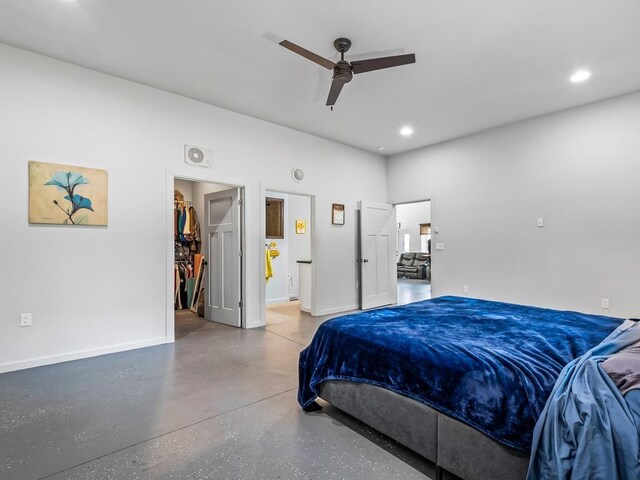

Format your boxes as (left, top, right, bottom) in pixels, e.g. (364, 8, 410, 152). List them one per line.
(363, 259, 369, 263)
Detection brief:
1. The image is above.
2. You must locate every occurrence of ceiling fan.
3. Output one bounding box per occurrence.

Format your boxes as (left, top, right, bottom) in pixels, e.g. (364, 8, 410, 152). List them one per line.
(279, 37, 416, 108)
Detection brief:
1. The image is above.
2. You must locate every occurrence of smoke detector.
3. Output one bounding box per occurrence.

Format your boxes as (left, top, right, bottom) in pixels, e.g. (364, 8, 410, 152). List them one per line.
(292, 167, 304, 182)
(184, 145, 212, 167)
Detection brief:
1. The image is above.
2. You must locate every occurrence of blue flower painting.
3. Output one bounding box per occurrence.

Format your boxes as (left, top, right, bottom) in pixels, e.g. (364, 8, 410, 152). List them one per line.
(29, 161, 108, 226)
(45, 172, 94, 225)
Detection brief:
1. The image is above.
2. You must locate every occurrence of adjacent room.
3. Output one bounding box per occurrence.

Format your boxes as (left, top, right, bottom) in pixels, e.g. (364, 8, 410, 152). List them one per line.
(264, 190, 316, 331)
(1, 2, 640, 480)
(396, 200, 432, 304)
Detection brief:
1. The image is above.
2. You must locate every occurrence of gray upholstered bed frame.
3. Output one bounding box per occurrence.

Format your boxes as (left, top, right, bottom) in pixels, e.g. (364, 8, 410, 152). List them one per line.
(318, 381, 530, 480)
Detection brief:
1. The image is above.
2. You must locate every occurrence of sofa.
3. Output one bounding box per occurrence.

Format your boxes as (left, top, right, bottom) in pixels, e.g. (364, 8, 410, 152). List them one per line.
(397, 252, 430, 280)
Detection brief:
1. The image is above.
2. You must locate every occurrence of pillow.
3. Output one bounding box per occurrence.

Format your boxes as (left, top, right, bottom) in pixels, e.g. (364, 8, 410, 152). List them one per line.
(602, 342, 640, 395)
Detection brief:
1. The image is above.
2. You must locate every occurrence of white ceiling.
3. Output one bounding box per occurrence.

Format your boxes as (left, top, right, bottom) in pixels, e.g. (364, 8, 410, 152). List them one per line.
(1, 0, 640, 155)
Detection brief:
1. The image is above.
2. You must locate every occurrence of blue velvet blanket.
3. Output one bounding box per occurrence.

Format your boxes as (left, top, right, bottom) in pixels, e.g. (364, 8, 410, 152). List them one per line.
(298, 296, 621, 451)
(528, 320, 640, 479)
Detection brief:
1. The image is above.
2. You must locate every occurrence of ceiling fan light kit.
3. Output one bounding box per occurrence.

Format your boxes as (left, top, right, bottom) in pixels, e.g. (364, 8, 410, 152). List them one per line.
(279, 37, 416, 108)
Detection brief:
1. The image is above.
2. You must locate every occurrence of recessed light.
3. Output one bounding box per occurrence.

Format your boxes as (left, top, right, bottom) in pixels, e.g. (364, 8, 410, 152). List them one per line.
(377, 146, 386, 151)
(570, 70, 591, 83)
(400, 126, 413, 137)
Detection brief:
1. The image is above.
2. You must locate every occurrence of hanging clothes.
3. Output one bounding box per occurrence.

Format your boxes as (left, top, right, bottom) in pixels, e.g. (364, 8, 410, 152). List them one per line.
(177, 206, 188, 241)
(174, 207, 179, 241)
(183, 205, 192, 236)
(174, 264, 182, 309)
(188, 207, 201, 252)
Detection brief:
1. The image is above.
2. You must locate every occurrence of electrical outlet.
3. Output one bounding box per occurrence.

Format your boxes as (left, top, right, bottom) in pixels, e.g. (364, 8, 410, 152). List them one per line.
(463, 285, 469, 294)
(435, 243, 445, 251)
(20, 313, 32, 327)
(537, 217, 544, 228)
(601, 298, 610, 309)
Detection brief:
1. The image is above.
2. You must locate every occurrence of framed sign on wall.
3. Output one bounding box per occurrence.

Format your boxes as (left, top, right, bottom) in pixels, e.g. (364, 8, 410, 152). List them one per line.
(331, 203, 345, 225)
(266, 197, 284, 239)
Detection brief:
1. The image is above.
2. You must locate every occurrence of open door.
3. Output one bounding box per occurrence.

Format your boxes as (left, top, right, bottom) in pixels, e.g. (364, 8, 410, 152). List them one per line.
(204, 188, 242, 327)
(359, 201, 397, 310)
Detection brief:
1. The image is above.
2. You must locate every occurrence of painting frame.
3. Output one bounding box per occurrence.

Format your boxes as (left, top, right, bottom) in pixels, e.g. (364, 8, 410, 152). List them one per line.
(266, 197, 284, 239)
(295, 219, 307, 234)
(29, 161, 108, 226)
(331, 203, 345, 225)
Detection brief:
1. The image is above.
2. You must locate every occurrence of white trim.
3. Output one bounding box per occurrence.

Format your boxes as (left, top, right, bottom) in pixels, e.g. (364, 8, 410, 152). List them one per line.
(266, 297, 291, 305)
(0, 337, 167, 374)
(314, 304, 359, 317)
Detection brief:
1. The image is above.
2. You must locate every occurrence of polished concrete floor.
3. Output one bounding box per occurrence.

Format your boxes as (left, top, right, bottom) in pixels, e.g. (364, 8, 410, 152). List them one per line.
(397, 277, 432, 304)
(175, 308, 208, 339)
(1, 289, 439, 480)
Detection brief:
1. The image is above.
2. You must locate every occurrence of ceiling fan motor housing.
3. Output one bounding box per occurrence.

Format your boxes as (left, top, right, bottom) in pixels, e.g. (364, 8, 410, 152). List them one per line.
(334, 61, 353, 83)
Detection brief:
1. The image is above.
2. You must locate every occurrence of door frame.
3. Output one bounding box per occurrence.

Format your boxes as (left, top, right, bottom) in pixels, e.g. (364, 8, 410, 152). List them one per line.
(260, 187, 317, 322)
(166, 169, 247, 342)
(392, 196, 435, 287)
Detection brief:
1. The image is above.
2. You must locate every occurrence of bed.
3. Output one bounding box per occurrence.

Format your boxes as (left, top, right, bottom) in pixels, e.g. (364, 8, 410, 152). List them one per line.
(298, 296, 623, 480)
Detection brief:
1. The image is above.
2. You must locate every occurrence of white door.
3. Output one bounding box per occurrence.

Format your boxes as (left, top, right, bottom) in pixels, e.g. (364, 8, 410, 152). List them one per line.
(359, 201, 397, 310)
(204, 188, 242, 327)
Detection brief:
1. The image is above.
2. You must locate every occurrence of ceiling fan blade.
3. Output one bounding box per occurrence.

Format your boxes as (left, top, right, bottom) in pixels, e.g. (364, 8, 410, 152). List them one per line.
(351, 53, 416, 75)
(279, 40, 336, 70)
(326, 79, 345, 106)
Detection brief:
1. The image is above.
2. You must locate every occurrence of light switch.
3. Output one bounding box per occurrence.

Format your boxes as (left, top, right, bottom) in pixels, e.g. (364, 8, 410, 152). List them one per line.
(601, 298, 610, 309)
(435, 243, 445, 251)
(537, 218, 544, 228)
(434, 226, 439, 234)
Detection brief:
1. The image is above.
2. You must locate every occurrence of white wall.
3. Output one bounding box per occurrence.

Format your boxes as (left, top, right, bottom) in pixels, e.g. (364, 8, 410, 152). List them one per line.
(388, 91, 640, 319)
(174, 179, 194, 203)
(396, 201, 431, 253)
(0, 44, 387, 372)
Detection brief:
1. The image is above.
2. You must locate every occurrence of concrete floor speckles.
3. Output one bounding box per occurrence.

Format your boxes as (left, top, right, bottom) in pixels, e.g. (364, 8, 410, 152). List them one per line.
(1, 283, 435, 480)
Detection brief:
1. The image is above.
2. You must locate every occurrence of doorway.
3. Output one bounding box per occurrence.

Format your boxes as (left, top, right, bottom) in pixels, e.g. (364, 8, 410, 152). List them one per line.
(171, 177, 245, 340)
(263, 190, 315, 325)
(395, 200, 432, 304)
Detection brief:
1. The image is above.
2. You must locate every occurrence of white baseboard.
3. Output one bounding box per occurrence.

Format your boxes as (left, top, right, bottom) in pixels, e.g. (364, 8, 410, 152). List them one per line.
(313, 304, 359, 317)
(0, 337, 167, 374)
(266, 297, 291, 305)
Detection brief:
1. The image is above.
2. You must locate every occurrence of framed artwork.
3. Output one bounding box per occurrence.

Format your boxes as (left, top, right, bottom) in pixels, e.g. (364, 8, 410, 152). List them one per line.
(265, 197, 284, 239)
(29, 161, 108, 226)
(332, 203, 345, 225)
(295, 220, 307, 234)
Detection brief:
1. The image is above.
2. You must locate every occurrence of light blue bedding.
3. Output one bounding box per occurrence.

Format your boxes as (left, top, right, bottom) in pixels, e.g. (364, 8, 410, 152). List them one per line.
(626, 390, 640, 426)
(528, 320, 640, 479)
